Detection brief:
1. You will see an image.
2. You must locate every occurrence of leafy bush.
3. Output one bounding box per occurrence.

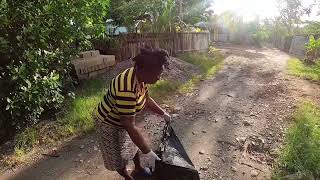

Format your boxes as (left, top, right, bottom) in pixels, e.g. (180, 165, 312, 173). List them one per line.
(305, 35, 320, 63)
(0, 1, 108, 137)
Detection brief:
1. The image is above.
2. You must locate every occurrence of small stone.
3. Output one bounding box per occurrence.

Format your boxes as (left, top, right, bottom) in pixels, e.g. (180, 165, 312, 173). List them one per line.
(202, 130, 207, 133)
(172, 114, 179, 118)
(174, 107, 182, 111)
(236, 137, 246, 144)
(79, 159, 84, 163)
(206, 157, 212, 161)
(95, 166, 99, 169)
(221, 157, 225, 162)
(214, 118, 219, 123)
(199, 150, 205, 154)
(250, 170, 259, 177)
(243, 120, 251, 126)
(80, 145, 85, 149)
(231, 166, 237, 172)
(162, 104, 169, 108)
(90, 140, 94, 143)
(227, 116, 231, 119)
(200, 166, 208, 171)
(192, 131, 196, 135)
(93, 146, 98, 151)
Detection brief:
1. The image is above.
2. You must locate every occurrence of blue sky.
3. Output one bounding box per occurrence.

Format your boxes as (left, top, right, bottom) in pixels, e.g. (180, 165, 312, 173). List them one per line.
(210, 0, 319, 22)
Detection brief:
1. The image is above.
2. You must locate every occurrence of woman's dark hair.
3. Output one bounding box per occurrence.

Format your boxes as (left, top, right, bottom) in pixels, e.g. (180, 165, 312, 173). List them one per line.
(132, 48, 169, 70)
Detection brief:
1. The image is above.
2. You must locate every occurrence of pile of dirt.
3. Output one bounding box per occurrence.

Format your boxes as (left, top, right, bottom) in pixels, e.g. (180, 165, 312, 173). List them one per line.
(162, 57, 201, 83)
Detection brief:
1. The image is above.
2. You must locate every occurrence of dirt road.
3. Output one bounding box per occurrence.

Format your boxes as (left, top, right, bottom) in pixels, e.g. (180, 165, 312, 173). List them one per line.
(2, 45, 319, 180)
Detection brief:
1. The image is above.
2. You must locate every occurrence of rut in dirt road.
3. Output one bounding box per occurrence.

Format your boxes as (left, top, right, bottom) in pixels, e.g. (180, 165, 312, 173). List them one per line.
(170, 45, 295, 180)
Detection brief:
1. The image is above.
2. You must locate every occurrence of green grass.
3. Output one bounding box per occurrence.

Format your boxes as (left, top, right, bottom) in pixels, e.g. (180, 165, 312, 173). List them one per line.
(287, 58, 320, 81)
(14, 127, 39, 153)
(149, 51, 224, 101)
(149, 80, 180, 101)
(177, 52, 224, 93)
(57, 79, 105, 136)
(273, 102, 320, 179)
(14, 79, 105, 153)
(178, 52, 224, 76)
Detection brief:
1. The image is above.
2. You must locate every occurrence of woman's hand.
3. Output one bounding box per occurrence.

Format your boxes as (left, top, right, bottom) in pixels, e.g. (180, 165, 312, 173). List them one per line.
(141, 150, 161, 170)
(163, 112, 171, 123)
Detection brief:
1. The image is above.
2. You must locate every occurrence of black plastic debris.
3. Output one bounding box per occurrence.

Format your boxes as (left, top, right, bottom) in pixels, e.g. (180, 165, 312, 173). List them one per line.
(154, 123, 200, 180)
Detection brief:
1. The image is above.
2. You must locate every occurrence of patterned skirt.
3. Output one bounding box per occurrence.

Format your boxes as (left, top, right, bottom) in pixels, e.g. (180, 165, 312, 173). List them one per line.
(94, 115, 138, 171)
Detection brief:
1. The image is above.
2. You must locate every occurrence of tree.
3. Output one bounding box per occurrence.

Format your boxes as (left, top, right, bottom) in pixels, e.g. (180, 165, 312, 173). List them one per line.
(277, 0, 304, 35)
(109, 0, 212, 32)
(0, 0, 109, 136)
(180, 0, 213, 24)
(302, 21, 320, 34)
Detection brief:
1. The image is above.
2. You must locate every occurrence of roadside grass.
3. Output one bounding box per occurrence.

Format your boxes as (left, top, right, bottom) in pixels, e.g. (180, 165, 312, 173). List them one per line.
(149, 80, 180, 101)
(14, 79, 105, 155)
(272, 102, 320, 179)
(177, 51, 224, 93)
(287, 58, 320, 81)
(149, 51, 224, 101)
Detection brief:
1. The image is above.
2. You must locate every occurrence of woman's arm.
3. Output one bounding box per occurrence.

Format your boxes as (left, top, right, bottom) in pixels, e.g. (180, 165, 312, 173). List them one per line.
(146, 94, 165, 115)
(120, 115, 151, 154)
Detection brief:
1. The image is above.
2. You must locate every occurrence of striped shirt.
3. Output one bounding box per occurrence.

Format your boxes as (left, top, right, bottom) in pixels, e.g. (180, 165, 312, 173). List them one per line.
(95, 67, 148, 127)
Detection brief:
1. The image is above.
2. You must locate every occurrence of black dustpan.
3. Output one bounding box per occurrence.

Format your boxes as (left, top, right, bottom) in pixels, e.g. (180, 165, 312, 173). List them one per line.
(154, 122, 200, 180)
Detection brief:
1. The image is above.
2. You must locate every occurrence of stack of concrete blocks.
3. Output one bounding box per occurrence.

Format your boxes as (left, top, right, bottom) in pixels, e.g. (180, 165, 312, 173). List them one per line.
(71, 50, 115, 80)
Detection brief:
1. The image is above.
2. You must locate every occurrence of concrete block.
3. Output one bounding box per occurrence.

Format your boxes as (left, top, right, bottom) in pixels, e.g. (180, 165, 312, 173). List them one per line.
(91, 50, 100, 57)
(80, 50, 100, 59)
(101, 55, 116, 66)
(89, 70, 100, 79)
(78, 73, 89, 80)
(85, 57, 103, 67)
(72, 53, 116, 80)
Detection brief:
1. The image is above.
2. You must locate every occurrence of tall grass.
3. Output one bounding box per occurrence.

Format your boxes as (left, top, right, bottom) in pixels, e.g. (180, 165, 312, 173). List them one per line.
(287, 58, 320, 81)
(273, 102, 320, 179)
(57, 79, 105, 136)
